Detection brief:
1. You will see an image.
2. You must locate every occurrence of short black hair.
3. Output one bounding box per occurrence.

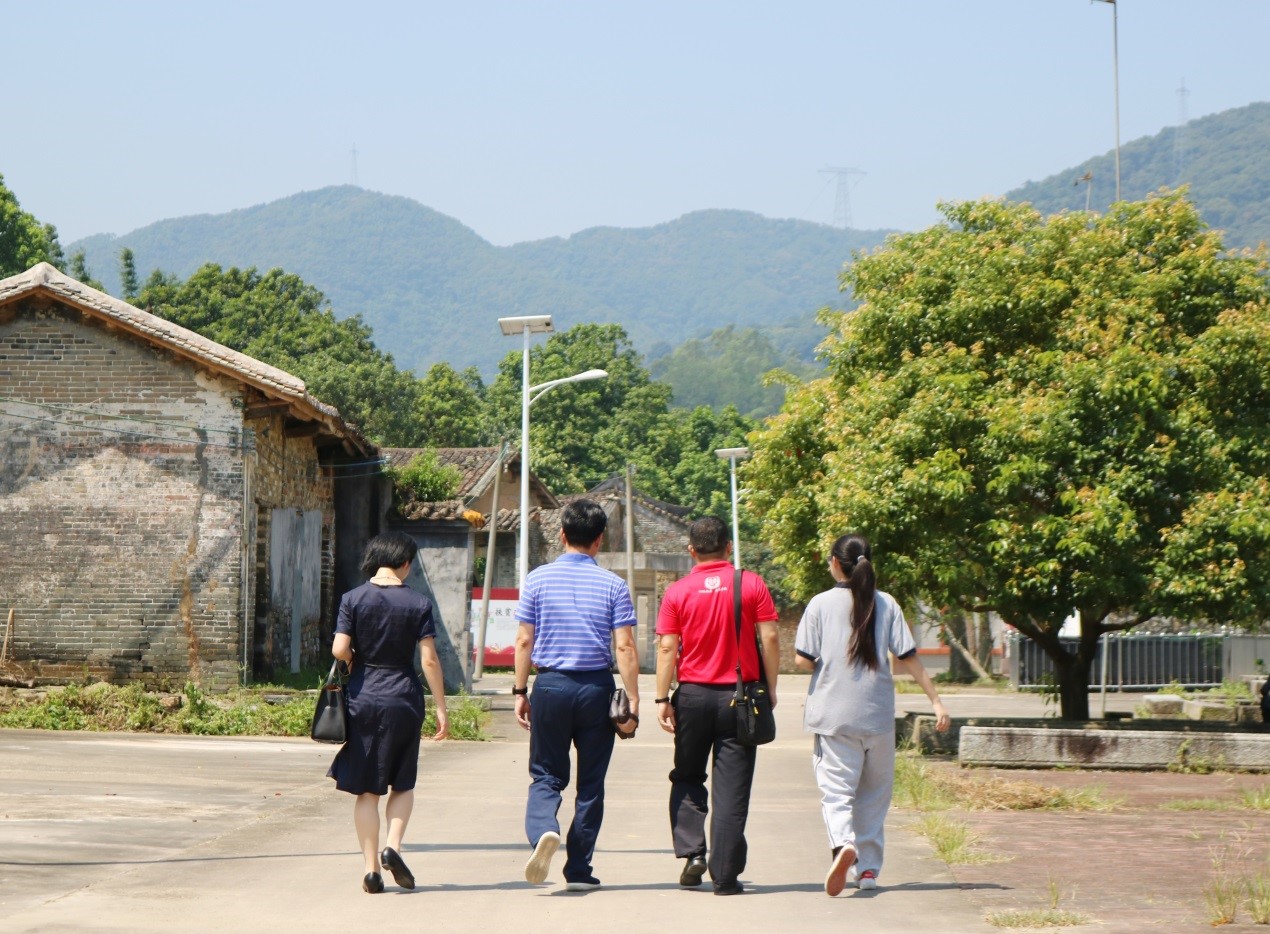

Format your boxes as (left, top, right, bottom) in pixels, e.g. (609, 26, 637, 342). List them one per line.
(689, 516, 729, 557)
(561, 499, 607, 547)
(359, 531, 417, 577)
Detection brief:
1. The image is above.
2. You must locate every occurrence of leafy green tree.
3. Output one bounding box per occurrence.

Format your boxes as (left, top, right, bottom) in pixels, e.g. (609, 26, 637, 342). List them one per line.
(415, 363, 492, 447)
(388, 449, 463, 502)
(747, 193, 1270, 719)
(119, 247, 139, 300)
(0, 173, 63, 277)
(137, 264, 425, 446)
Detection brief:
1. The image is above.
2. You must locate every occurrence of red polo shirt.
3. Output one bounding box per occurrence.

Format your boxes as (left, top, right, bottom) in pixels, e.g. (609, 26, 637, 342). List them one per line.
(656, 561, 778, 684)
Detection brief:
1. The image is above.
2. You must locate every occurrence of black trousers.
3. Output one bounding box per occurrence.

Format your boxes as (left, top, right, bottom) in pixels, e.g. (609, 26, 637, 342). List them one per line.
(668, 682, 757, 886)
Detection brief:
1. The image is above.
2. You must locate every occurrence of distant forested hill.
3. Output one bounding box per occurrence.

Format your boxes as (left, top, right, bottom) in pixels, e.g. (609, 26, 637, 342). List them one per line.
(70, 188, 886, 376)
(1007, 101, 1270, 249)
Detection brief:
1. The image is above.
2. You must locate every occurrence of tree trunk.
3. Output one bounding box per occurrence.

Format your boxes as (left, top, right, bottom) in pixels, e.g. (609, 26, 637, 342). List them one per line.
(941, 609, 993, 682)
(1055, 655, 1091, 721)
(974, 613, 995, 674)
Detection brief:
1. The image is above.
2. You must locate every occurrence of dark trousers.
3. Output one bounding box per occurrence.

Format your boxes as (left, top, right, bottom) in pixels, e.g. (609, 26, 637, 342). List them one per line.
(668, 682, 757, 886)
(525, 669, 616, 882)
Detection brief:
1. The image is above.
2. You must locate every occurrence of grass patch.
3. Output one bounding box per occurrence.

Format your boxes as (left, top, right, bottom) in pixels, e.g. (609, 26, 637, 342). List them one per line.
(1241, 785, 1270, 811)
(1159, 798, 1238, 812)
(1247, 865, 1270, 925)
(986, 909, 1091, 928)
(912, 813, 1005, 865)
(893, 752, 1117, 812)
(0, 681, 489, 740)
(1205, 860, 1243, 926)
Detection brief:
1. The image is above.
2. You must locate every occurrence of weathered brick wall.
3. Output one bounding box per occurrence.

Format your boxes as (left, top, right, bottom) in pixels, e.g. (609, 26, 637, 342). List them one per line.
(0, 298, 247, 690)
(246, 411, 336, 679)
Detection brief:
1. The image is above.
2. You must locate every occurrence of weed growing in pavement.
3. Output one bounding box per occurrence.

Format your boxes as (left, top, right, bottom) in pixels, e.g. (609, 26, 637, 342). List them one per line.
(1168, 738, 1228, 774)
(912, 813, 1005, 865)
(985, 908, 1091, 928)
(1246, 864, 1270, 925)
(1204, 848, 1244, 926)
(1160, 798, 1236, 811)
(1241, 785, 1270, 811)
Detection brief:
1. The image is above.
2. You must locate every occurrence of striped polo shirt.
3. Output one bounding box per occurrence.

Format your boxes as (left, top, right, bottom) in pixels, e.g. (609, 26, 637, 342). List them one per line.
(517, 552, 637, 671)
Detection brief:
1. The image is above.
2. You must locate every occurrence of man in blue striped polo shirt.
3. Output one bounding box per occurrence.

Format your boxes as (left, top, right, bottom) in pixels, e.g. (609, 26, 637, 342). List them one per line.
(513, 498, 640, 891)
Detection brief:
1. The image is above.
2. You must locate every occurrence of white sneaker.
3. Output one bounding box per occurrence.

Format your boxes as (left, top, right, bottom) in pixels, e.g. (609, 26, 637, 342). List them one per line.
(525, 831, 560, 884)
(857, 869, 878, 890)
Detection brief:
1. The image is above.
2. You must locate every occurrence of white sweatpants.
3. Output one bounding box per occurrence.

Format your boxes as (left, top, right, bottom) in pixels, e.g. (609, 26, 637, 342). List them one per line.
(812, 730, 896, 877)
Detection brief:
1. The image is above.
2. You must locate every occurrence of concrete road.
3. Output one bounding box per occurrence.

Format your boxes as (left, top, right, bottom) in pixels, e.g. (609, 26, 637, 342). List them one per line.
(0, 676, 1054, 933)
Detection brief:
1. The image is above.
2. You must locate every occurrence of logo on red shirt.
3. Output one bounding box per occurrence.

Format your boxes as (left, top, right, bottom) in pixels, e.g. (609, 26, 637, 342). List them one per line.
(703, 575, 722, 591)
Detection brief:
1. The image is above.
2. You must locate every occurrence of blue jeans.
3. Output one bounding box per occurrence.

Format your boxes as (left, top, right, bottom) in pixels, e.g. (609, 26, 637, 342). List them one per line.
(525, 669, 616, 882)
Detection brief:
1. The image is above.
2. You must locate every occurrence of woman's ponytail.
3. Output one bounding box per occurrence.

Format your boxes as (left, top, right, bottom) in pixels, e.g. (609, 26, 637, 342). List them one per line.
(831, 534, 879, 670)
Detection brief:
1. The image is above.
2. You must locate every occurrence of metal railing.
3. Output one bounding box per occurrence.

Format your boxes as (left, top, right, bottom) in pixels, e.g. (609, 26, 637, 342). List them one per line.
(1006, 631, 1226, 691)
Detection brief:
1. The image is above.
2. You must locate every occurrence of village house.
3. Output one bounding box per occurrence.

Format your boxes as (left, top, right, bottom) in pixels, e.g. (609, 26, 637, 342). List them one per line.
(0, 264, 377, 690)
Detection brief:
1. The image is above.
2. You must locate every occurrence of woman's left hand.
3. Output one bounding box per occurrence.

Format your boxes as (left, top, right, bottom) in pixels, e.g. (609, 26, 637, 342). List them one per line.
(432, 712, 450, 741)
(933, 701, 951, 733)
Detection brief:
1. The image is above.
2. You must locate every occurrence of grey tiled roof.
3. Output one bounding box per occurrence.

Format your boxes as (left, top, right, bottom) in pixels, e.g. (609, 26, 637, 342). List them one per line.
(0, 263, 372, 454)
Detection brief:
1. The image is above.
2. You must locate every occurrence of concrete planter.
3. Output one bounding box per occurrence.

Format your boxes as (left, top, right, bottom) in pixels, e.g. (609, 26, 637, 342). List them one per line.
(1183, 699, 1237, 721)
(959, 725, 1270, 771)
(1141, 695, 1184, 717)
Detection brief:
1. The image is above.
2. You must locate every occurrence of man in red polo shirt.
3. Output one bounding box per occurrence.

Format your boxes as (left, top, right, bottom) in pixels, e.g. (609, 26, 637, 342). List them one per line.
(654, 516, 780, 896)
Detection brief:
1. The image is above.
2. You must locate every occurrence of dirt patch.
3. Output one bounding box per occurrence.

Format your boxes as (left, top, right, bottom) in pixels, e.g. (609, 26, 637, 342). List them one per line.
(915, 763, 1270, 931)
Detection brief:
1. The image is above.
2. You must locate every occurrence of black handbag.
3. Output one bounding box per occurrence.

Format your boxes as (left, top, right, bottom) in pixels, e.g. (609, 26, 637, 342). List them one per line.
(731, 569, 776, 746)
(310, 660, 348, 744)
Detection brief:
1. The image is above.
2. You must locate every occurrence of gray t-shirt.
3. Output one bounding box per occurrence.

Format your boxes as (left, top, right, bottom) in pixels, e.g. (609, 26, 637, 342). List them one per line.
(795, 587, 917, 737)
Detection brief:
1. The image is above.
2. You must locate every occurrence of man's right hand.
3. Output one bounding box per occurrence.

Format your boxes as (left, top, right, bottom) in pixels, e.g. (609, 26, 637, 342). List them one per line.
(515, 695, 531, 731)
(656, 700, 676, 734)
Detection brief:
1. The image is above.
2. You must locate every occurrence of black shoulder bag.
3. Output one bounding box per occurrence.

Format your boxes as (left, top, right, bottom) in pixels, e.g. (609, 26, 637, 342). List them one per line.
(310, 659, 348, 744)
(731, 569, 776, 746)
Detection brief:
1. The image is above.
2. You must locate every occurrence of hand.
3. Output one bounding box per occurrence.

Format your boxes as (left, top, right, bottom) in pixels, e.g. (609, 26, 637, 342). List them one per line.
(615, 716, 637, 738)
(769, 691, 778, 710)
(933, 702, 951, 733)
(432, 711, 450, 741)
(656, 700, 676, 734)
(515, 694, 532, 731)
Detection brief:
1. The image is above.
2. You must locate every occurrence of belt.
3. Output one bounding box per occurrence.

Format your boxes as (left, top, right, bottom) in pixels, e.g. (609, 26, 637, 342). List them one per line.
(362, 663, 414, 671)
(535, 666, 612, 674)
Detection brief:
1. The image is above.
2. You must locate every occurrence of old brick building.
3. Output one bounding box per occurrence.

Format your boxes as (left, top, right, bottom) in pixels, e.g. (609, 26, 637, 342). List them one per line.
(0, 264, 377, 690)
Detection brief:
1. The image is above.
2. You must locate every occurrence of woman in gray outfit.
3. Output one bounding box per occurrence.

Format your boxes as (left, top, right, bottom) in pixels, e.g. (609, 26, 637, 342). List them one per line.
(794, 533, 950, 897)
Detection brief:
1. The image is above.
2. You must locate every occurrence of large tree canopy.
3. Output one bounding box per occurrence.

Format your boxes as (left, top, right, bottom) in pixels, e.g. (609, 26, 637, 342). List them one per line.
(747, 193, 1270, 718)
(0, 173, 63, 277)
(138, 264, 424, 446)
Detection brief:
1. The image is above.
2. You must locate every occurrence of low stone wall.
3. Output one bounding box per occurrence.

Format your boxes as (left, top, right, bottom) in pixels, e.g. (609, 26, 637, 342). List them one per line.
(959, 725, 1270, 771)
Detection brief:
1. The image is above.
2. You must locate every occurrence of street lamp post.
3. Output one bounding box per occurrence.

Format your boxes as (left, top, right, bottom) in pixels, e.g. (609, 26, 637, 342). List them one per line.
(498, 315, 607, 589)
(714, 447, 750, 568)
(1093, 0, 1121, 202)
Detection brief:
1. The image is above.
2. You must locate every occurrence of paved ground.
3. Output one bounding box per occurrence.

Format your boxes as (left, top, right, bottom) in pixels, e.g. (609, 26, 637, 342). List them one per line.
(0, 675, 1264, 932)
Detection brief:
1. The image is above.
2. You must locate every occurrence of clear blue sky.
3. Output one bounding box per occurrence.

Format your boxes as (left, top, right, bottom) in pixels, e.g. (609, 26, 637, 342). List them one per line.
(5, 1, 1269, 246)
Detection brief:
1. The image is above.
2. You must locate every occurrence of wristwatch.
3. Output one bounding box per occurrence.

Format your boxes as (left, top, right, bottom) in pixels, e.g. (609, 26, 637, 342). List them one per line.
(511, 686, 528, 696)
(654, 696, 671, 704)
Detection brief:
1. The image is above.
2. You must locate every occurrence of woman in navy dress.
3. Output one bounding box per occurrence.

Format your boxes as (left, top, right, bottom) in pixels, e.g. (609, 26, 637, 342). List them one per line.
(328, 531, 449, 893)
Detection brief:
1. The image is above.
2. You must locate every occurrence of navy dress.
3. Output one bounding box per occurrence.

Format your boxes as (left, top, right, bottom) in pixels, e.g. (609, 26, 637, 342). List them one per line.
(327, 582, 436, 795)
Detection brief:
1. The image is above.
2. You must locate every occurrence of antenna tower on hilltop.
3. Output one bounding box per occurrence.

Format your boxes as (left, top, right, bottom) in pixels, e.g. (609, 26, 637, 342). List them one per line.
(820, 166, 866, 229)
(1174, 79, 1190, 184)
(350, 144, 359, 187)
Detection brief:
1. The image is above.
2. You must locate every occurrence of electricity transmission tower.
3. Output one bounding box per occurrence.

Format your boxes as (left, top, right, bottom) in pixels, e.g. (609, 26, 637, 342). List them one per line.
(350, 144, 359, 187)
(820, 166, 866, 229)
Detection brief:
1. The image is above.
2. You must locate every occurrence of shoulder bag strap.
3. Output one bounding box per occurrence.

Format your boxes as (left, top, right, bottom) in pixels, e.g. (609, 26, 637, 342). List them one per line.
(733, 569, 768, 690)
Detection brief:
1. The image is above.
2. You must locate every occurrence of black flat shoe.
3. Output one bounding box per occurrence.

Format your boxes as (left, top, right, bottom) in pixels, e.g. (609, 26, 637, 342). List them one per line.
(713, 880, 744, 896)
(380, 846, 416, 889)
(363, 872, 384, 893)
(679, 856, 707, 887)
